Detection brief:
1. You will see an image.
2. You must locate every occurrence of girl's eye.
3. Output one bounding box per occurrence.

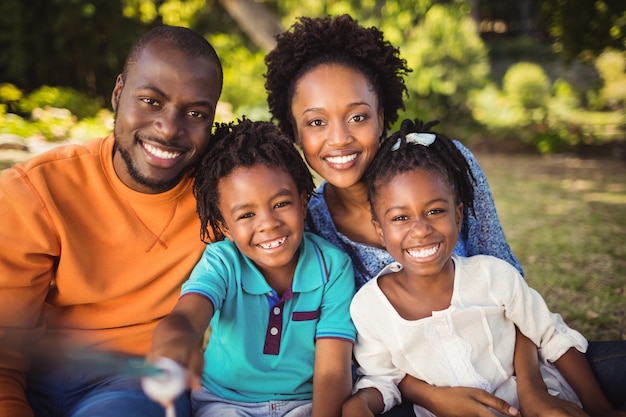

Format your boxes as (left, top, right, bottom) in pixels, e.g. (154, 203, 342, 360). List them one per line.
(427, 209, 445, 216)
(274, 201, 290, 209)
(391, 215, 409, 222)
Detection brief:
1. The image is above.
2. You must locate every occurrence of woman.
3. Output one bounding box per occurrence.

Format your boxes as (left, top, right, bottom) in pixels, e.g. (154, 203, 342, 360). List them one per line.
(264, 14, 625, 416)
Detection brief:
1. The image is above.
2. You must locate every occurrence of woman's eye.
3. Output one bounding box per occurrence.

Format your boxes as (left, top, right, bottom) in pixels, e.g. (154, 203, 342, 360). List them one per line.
(308, 119, 324, 127)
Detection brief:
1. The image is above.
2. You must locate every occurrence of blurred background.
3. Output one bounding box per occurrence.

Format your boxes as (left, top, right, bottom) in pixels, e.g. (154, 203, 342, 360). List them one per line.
(0, 0, 624, 339)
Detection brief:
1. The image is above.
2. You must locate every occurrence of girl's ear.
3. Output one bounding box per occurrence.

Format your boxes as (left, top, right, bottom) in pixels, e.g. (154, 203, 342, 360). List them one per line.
(372, 218, 386, 248)
(455, 202, 464, 230)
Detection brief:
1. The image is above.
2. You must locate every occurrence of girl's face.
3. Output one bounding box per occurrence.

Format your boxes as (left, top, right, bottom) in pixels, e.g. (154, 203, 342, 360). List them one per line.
(371, 169, 463, 280)
(217, 164, 308, 281)
(290, 64, 384, 189)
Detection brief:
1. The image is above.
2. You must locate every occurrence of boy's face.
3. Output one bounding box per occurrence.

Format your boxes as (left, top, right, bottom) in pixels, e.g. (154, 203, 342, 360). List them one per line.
(217, 164, 308, 282)
(371, 169, 463, 280)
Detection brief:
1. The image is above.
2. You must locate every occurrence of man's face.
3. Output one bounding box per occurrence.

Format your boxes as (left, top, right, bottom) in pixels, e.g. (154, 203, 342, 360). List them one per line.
(111, 41, 221, 193)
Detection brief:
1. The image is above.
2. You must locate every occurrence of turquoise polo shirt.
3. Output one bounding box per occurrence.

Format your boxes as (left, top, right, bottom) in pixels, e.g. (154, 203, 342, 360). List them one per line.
(181, 232, 356, 402)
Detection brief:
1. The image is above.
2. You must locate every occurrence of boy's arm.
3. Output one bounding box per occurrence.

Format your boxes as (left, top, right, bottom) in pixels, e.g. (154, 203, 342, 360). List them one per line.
(148, 293, 214, 388)
(311, 338, 353, 417)
(342, 387, 384, 417)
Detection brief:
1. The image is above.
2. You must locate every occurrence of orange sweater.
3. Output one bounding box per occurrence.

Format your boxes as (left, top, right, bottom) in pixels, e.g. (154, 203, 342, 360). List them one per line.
(0, 135, 207, 416)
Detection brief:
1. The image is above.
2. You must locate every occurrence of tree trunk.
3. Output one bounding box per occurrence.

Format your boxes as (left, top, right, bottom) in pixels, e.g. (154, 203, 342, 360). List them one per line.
(218, 0, 283, 51)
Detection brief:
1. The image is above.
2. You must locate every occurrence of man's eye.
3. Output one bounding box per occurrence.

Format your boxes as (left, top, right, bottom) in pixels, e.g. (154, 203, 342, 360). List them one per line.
(187, 110, 206, 119)
(140, 98, 159, 106)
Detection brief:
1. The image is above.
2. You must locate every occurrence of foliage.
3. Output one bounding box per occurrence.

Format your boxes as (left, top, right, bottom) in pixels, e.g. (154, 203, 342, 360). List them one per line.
(595, 49, 626, 109)
(400, 4, 490, 122)
(541, 0, 626, 62)
(19, 86, 103, 120)
(469, 58, 625, 153)
(0, 109, 39, 139)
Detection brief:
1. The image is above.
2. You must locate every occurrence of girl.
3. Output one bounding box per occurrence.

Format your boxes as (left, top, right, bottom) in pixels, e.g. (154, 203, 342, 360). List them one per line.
(264, 14, 625, 416)
(344, 118, 623, 417)
(148, 119, 356, 417)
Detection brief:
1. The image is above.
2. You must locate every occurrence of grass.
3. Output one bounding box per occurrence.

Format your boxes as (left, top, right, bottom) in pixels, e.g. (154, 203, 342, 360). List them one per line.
(474, 152, 626, 341)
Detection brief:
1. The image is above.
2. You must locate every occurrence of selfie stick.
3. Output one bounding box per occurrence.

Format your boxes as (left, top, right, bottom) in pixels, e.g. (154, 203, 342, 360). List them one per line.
(141, 357, 186, 417)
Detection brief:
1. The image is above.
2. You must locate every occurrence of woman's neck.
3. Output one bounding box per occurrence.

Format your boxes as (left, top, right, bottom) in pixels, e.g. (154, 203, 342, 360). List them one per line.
(324, 181, 384, 248)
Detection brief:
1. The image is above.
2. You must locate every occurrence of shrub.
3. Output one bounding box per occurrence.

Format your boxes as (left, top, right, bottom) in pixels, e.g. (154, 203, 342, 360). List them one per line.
(19, 86, 103, 120)
(503, 62, 551, 110)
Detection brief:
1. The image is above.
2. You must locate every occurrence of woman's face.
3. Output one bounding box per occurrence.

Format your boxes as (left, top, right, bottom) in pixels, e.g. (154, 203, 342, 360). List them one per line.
(290, 64, 384, 190)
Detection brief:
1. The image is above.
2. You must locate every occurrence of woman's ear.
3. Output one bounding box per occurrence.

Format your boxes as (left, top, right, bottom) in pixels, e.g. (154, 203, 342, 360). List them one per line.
(111, 74, 124, 111)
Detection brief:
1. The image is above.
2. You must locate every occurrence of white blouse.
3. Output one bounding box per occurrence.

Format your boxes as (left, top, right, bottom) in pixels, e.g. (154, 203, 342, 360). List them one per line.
(351, 254, 587, 415)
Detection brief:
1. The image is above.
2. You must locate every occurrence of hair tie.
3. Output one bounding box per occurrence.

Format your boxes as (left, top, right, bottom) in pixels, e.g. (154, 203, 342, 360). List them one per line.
(390, 132, 436, 151)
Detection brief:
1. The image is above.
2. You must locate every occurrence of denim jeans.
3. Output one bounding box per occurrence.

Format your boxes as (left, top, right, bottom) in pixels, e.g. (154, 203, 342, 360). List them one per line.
(25, 356, 191, 417)
(191, 387, 312, 417)
(378, 340, 626, 417)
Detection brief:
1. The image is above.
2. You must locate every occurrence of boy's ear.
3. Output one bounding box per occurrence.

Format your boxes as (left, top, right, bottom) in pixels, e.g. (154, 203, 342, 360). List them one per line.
(300, 192, 308, 217)
(218, 222, 233, 241)
(372, 218, 386, 248)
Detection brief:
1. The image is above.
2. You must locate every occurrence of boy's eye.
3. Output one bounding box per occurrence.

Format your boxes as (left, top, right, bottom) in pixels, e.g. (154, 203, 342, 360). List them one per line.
(237, 212, 254, 220)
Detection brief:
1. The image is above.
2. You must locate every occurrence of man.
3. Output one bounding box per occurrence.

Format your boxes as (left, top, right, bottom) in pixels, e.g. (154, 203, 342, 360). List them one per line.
(0, 25, 223, 417)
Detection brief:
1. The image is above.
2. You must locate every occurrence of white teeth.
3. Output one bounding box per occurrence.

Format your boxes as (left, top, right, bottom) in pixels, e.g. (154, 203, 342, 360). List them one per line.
(325, 153, 357, 164)
(143, 142, 181, 160)
(406, 244, 439, 259)
(258, 237, 286, 249)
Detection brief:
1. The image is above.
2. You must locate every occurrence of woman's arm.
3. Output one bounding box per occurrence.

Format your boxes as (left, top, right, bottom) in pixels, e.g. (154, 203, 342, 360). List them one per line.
(311, 338, 353, 417)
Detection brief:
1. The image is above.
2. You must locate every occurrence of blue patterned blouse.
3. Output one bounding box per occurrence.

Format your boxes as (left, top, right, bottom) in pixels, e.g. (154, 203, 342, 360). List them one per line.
(305, 140, 523, 290)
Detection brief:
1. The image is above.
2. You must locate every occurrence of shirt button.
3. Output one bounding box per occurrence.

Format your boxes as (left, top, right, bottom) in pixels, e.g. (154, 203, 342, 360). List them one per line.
(273, 307, 281, 315)
(270, 327, 279, 336)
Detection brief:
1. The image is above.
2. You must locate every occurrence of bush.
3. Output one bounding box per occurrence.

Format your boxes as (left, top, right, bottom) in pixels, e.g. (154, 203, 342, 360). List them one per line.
(19, 86, 103, 120)
(503, 62, 551, 110)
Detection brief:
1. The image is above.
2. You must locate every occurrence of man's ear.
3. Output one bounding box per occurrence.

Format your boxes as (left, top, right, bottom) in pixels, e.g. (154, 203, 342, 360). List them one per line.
(372, 218, 386, 248)
(111, 74, 124, 111)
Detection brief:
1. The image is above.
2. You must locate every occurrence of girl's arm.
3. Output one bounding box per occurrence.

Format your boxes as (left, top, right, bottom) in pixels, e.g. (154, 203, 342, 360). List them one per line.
(514, 328, 589, 417)
(398, 376, 520, 417)
(554, 347, 625, 417)
(148, 293, 214, 389)
(342, 387, 384, 417)
(311, 338, 353, 417)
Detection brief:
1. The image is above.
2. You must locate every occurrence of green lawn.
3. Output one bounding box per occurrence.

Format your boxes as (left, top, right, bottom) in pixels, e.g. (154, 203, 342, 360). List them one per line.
(475, 152, 626, 341)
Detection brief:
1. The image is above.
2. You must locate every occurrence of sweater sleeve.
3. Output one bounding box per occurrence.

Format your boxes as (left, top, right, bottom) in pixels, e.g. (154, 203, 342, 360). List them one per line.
(453, 141, 524, 276)
(0, 167, 57, 417)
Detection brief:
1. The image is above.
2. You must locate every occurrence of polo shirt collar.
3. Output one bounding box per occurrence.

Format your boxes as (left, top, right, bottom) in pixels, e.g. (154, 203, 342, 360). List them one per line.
(239, 234, 326, 295)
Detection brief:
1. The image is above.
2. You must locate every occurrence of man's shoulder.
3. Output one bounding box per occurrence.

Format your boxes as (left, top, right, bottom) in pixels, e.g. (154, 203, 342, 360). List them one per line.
(10, 135, 111, 174)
